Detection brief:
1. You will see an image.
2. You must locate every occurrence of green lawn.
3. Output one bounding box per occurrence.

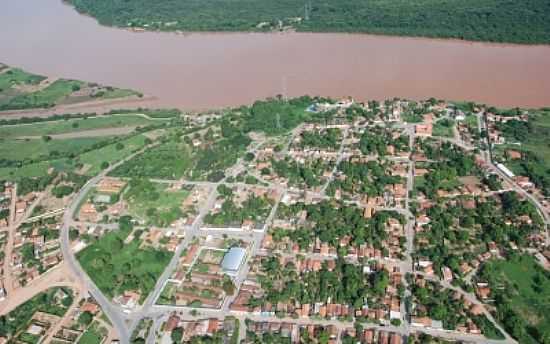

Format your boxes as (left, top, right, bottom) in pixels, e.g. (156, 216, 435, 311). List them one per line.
(79, 134, 149, 175)
(78, 326, 103, 344)
(0, 160, 56, 180)
(77, 222, 173, 302)
(0, 114, 161, 139)
(0, 64, 142, 111)
(109, 141, 191, 179)
(0, 79, 84, 110)
(18, 333, 40, 344)
(480, 255, 550, 344)
(126, 181, 189, 225)
(464, 114, 479, 130)
(0, 128, 149, 181)
(495, 110, 550, 194)
(0, 68, 45, 91)
(0, 137, 110, 161)
(432, 119, 455, 138)
(402, 113, 423, 123)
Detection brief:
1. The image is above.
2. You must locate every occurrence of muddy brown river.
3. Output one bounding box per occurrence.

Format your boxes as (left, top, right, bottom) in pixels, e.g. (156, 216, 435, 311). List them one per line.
(1, 0, 550, 109)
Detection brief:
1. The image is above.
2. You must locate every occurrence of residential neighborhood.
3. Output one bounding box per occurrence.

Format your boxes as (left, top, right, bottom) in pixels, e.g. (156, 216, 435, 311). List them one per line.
(1, 96, 549, 344)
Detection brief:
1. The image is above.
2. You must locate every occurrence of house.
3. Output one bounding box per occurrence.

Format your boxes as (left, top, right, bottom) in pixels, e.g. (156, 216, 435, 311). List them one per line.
(97, 177, 127, 194)
(207, 319, 219, 334)
(119, 290, 141, 308)
(441, 266, 453, 282)
(515, 176, 534, 189)
(476, 286, 491, 300)
(81, 301, 100, 315)
(415, 124, 432, 137)
(411, 316, 432, 328)
(506, 150, 522, 160)
(15, 201, 27, 214)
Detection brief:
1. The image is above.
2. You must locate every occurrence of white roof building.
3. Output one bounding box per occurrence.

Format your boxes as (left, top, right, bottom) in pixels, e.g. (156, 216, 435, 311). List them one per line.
(221, 247, 246, 275)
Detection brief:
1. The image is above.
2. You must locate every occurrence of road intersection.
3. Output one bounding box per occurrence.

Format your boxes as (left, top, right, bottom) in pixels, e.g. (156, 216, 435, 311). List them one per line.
(39, 117, 535, 344)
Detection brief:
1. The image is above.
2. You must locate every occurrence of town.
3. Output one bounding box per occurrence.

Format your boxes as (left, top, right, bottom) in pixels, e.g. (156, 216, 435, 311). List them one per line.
(0, 95, 549, 344)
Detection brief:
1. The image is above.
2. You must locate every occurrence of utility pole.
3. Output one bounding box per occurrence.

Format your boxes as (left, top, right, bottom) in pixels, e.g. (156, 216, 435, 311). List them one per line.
(305, 1, 312, 21)
(281, 76, 288, 101)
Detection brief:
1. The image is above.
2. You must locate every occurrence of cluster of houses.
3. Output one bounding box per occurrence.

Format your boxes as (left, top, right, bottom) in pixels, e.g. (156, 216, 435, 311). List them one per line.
(486, 112, 528, 146)
(263, 196, 406, 260)
(7, 218, 63, 290)
(179, 185, 210, 226)
(203, 186, 278, 231)
(161, 314, 235, 344)
(230, 256, 404, 326)
(0, 182, 14, 228)
(0, 288, 74, 344)
(139, 227, 182, 252)
(414, 190, 538, 280)
(50, 298, 108, 343)
(79, 177, 127, 223)
(410, 278, 486, 335)
(246, 321, 404, 344)
(160, 241, 248, 308)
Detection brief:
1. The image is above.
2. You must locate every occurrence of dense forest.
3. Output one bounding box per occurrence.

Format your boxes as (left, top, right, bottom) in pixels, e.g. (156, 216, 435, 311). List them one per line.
(67, 0, 550, 43)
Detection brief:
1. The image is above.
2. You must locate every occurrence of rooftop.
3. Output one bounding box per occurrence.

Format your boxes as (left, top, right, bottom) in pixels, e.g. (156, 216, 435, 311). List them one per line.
(221, 247, 246, 273)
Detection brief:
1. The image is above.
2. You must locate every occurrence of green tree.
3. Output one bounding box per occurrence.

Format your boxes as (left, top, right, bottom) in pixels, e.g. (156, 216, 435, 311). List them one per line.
(78, 311, 94, 326)
(171, 327, 183, 343)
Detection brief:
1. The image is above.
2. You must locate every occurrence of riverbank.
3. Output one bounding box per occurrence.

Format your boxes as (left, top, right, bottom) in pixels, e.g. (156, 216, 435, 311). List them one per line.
(66, 0, 550, 45)
(2, 0, 550, 111)
(0, 95, 159, 120)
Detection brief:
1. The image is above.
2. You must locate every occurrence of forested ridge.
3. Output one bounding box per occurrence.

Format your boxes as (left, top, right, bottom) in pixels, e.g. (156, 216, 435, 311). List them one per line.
(67, 0, 550, 44)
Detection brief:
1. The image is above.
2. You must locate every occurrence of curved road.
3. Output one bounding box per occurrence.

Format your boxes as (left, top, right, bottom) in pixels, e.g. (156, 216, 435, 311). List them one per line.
(59, 145, 159, 343)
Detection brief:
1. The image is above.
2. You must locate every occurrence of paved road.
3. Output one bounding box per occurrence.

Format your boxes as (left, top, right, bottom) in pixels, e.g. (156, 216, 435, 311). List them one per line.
(3, 184, 51, 296)
(51, 116, 527, 344)
(416, 272, 516, 344)
(59, 145, 161, 343)
(320, 127, 349, 195)
(477, 112, 549, 243)
(2, 184, 17, 296)
(0, 263, 77, 315)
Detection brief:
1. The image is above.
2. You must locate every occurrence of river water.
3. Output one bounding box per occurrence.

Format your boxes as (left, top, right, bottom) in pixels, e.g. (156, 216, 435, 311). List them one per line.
(1, 0, 550, 109)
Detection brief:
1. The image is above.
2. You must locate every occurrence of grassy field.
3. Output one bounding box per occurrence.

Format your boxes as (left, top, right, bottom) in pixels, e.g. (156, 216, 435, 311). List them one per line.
(0, 133, 149, 181)
(432, 119, 455, 138)
(0, 160, 56, 180)
(0, 137, 110, 161)
(0, 114, 162, 139)
(402, 113, 423, 123)
(1, 79, 85, 110)
(126, 182, 189, 225)
(0, 67, 45, 92)
(523, 112, 550, 165)
(464, 114, 478, 128)
(481, 255, 550, 343)
(110, 141, 191, 179)
(77, 224, 172, 302)
(0, 64, 141, 111)
(495, 110, 550, 194)
(78, 134, 149, 175)
(0, 112, 164, 181)
(68, 0, 550, 44)
(78, 324, 104, 344)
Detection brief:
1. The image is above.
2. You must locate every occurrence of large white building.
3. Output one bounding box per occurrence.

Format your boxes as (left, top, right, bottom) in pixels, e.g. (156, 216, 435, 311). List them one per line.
(221, 247, 246, 276)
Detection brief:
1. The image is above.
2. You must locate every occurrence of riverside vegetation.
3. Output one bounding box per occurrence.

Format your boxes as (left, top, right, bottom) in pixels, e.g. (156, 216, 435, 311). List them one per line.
(68, 0, 550, 44)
